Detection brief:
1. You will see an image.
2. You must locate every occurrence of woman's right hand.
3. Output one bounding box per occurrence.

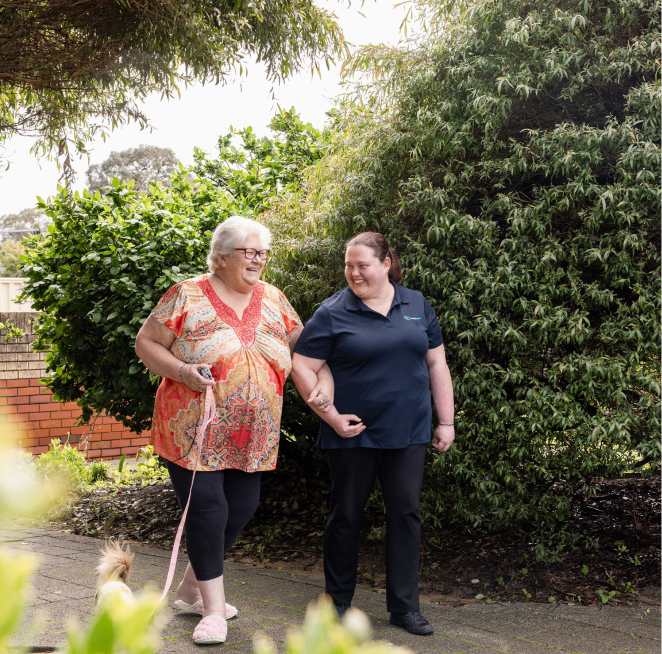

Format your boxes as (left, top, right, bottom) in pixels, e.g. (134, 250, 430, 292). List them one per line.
(307, 385, 333, 414)
(180, 363, 216, 393)
(329, 413, 365, 439)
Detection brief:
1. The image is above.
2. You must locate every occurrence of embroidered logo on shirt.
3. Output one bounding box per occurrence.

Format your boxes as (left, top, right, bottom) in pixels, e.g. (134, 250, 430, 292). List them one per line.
(404, 316, 421, 321)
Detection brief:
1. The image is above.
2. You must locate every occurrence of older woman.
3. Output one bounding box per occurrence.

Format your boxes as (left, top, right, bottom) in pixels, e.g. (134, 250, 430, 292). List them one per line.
(291, 232, 454, 636)
(135, 216, 331, 645)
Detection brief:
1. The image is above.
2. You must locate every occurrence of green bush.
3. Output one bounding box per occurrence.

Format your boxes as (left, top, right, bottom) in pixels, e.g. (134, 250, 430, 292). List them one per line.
(267, 0, 661, 531)
(89, 459, 112, 483)
(0, 240, 25, 277)
(193, 106, 331, 213)
(31, 439, 90, 487)
(134, 445, 169, 483)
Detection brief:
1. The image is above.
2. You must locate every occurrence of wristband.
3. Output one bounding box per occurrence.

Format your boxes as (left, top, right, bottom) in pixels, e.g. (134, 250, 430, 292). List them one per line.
(179, 363, 188, 381)
(439, 423, 454, 426)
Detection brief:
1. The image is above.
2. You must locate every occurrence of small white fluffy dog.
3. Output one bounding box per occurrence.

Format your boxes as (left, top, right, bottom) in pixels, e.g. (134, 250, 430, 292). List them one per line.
(94, 541, 135, 609)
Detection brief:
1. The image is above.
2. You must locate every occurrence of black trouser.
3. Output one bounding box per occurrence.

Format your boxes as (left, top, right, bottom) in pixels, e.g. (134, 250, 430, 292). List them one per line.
(166, 461, 262, 581)
(324, 444, 427, 613)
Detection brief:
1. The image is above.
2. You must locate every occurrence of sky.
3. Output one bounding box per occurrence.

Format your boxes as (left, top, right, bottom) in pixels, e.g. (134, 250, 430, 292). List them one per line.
(0, 1, 411, 216)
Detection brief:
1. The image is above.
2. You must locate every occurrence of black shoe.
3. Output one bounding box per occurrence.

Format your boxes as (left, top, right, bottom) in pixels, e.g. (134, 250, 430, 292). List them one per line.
(334, 603, 351, 618)
(390, 611, 435, 635)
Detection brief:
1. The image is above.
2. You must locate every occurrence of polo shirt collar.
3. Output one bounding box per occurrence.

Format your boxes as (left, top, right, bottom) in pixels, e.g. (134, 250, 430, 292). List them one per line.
(343, 287, 363, 311)
(343, 283, 409, 311)
(393, 283, 409, 306)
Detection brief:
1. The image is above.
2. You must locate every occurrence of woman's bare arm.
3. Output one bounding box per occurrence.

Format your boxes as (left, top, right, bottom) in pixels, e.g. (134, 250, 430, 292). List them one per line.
(313, 364, 335, 408)
(135, 316, 215, 392)
(291, 353, 364, 439)
(425, 344, 455, 453)
(288, 324, 304, 355)
(288, 324, 334, 409)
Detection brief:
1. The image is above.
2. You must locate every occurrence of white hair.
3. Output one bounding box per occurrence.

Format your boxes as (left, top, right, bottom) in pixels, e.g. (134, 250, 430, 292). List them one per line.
(206, 216, 272, 273)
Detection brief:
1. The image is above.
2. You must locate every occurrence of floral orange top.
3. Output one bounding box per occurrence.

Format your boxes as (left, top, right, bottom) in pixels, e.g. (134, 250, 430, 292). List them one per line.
(150, 275, 301, 472)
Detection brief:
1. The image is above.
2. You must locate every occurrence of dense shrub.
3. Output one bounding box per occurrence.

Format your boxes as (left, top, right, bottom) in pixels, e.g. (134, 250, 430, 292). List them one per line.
(193, 107, 332, 212)
(88, 458, 112, 483)
(31, 439, 91, 487)
(267, 0, 661, 531)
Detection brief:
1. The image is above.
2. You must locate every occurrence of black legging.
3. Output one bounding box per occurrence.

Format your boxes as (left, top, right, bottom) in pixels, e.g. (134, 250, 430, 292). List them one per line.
(166, 460, 262, 581)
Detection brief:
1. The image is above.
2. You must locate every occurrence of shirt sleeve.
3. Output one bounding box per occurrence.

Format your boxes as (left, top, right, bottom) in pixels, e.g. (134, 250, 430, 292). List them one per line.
(293, 304, 335, 360)
(150, 283, 190, 338)
(278, 290, 302, 335)
(424, 298, 443, 349)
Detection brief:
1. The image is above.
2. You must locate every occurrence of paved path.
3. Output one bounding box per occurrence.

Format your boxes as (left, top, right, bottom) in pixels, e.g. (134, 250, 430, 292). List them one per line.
(3, 525, 660, 654)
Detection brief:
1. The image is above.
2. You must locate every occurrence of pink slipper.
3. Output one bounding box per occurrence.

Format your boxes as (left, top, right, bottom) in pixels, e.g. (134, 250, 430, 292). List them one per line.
(174, 598, 237, 619)
(192, 613, 227, 644)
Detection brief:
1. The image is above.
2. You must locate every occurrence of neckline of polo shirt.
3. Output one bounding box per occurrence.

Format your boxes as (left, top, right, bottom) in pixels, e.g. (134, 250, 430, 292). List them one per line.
(392, 283, 409, 306)
(343, 286, 363, 311)
(343, 282, 409, 313)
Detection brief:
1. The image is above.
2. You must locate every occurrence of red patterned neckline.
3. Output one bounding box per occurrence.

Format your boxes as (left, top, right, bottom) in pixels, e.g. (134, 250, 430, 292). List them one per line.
(197, 277, 264, 350)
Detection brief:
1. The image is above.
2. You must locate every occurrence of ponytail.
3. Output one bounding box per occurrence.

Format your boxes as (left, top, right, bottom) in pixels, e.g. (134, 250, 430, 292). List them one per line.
(386, 247, 402, 283)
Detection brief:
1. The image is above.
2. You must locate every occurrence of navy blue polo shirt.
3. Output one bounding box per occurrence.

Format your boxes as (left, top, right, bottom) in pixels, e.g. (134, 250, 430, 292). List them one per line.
(294, 283, 443, 449)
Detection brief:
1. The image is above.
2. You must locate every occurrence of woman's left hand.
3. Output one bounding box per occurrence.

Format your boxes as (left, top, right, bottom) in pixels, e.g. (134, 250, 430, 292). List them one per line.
(432, 424, 455, 453)
(307, 381, 333, 413)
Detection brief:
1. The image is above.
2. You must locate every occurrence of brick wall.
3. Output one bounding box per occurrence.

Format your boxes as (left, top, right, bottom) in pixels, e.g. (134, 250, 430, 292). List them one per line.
(0, 312, 47, 379)
(0, 312, 150, 458)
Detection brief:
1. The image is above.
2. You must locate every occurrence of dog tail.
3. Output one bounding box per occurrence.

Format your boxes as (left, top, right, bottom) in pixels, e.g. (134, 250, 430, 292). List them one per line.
(97, 541, 134, 584)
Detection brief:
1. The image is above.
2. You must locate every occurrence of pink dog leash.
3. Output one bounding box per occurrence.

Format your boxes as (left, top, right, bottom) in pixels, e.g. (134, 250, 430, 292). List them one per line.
(159, 384, 215, 604)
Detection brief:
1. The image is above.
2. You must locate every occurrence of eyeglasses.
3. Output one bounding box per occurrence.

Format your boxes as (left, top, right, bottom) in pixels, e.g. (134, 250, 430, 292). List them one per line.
(234, 248, 271, 261)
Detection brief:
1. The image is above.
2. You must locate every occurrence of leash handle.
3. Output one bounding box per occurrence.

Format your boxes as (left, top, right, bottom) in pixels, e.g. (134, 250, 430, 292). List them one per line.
(159, 385, 215, 604)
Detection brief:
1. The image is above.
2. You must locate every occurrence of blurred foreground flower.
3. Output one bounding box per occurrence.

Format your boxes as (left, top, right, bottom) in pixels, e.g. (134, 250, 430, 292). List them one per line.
(64, 589, 162, 654)
(0, 549, 36, 652)
(0, 436, 162, 654)
(0, 448, 67, 519)
(254, 596, 412, 654)
(0, 439, 63, 654)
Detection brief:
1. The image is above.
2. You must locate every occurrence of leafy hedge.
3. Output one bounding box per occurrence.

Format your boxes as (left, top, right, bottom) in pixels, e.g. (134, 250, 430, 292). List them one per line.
(267, 0, 661, 531)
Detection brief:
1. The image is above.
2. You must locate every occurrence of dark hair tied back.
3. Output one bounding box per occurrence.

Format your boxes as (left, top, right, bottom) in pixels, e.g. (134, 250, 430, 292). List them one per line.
(345, 232, 403, 283)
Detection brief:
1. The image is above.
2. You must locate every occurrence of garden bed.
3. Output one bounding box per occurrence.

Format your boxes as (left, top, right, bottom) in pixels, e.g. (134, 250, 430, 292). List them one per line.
(54, 461, 660, 608)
